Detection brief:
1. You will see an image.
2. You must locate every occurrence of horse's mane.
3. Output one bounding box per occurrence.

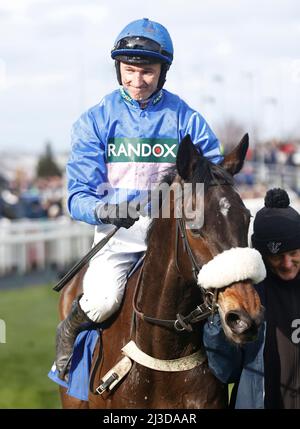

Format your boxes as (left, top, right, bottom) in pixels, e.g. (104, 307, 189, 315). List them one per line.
(146, 156, 234, 244)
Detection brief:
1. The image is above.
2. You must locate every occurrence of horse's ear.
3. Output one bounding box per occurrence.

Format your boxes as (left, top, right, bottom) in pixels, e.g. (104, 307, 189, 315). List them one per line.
(221, 133, 249, 176)
(176, 135, 201, 180)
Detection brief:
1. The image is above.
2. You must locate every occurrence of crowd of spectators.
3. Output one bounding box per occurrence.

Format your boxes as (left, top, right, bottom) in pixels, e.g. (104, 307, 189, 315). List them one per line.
(235, 138, 300, 199)
(0, 174, 65, 220)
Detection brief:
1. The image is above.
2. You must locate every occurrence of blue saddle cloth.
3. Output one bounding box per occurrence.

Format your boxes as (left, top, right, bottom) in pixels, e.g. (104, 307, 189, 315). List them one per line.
(48, 254, 145, 401)
(48, 329, 99, 401)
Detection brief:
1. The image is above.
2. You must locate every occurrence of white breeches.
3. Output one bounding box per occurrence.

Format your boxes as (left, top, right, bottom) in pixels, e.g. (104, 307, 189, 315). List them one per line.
(79, 216, 150, 323)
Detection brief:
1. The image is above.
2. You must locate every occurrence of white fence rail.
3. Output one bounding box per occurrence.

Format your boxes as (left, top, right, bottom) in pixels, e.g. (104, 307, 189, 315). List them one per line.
(1, 197, 300, 276)
(0, 217, 94, 275)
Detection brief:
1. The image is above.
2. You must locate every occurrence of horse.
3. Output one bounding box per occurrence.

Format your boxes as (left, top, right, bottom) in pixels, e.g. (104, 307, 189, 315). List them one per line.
(57, 134, 265, 409)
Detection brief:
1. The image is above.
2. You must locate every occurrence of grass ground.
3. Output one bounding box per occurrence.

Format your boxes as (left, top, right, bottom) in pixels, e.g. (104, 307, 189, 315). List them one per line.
(0, 284, 60, 408)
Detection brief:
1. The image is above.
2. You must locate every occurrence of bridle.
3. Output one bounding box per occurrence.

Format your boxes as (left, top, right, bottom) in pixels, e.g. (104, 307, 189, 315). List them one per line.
(175, 216, 219, 317)
(132, 179, 234, 333)
(133, 215, 220, 333)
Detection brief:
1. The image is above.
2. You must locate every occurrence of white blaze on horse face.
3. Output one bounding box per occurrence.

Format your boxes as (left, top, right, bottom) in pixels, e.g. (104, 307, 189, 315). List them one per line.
(219, 197, 230, 217)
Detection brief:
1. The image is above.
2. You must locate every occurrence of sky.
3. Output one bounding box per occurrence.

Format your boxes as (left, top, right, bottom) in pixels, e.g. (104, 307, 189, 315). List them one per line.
(0, 0, 300, 153)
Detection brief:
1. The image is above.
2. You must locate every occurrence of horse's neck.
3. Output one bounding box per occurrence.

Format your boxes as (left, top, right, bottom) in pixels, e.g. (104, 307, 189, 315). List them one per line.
(135, 218, 203, 359)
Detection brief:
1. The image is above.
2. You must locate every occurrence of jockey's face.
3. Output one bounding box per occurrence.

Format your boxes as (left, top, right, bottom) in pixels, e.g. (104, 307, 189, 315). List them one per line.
(266, 249, 300, 281)
(120, 62, 161, 101)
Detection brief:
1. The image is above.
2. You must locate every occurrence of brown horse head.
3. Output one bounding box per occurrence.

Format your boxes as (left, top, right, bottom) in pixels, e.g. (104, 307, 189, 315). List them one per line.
(176, 134, 265, 344)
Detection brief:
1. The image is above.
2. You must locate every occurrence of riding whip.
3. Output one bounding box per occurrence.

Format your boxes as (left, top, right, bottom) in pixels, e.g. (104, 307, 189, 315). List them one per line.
(53, 226, 119, 292)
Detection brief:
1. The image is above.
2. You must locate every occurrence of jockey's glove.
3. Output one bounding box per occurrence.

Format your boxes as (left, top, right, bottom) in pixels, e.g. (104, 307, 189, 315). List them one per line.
(95, 201, 139, 229)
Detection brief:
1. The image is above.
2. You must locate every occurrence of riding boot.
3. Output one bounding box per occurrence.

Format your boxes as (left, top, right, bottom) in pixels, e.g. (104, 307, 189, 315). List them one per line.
(55, 295, 92, 380)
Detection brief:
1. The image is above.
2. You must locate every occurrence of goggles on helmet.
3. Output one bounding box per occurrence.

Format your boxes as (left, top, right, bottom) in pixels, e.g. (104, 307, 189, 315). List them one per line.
(112, 36, 173, 64)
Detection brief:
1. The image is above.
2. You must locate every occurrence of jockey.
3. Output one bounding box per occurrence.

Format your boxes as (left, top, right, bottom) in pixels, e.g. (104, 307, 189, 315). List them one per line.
(55, 18, 223, 380)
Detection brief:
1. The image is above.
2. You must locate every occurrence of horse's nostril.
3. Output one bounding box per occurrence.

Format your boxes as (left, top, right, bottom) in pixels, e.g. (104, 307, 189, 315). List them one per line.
(226, 311, 251, 334)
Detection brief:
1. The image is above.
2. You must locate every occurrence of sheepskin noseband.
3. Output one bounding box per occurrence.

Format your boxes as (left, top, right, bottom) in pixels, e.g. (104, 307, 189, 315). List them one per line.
(197, 247, 266, 289)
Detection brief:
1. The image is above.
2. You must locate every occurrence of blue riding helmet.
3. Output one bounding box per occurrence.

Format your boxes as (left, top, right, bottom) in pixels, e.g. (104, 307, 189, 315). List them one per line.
(111, 18, 173, 91)
(111, 18, 174, 65)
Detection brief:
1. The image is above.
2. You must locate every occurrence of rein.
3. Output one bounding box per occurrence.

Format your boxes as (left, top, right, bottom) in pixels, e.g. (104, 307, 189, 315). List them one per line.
(132, 217, 219, 333)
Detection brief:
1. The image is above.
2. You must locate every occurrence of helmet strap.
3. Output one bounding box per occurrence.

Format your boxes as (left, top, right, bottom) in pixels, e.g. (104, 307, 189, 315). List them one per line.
(115, 61, 122, 86)
(157, 63, 169, 91)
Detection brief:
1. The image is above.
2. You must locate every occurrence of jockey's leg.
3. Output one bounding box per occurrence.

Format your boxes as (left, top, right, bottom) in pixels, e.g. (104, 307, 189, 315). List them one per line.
(79, 249, 142, 322)
(55, 216, 150, 379)
(55, 295, 92, 379)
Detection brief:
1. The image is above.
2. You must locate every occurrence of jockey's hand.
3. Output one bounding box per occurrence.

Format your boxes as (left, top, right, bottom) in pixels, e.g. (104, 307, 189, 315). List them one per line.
(95, 201, 139, 229)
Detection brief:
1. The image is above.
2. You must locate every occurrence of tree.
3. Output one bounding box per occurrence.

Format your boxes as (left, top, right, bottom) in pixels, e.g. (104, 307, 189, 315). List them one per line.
(216, 119, 247, 151)
(36, 141, 62, 178)
(217, 118, 261, 152)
